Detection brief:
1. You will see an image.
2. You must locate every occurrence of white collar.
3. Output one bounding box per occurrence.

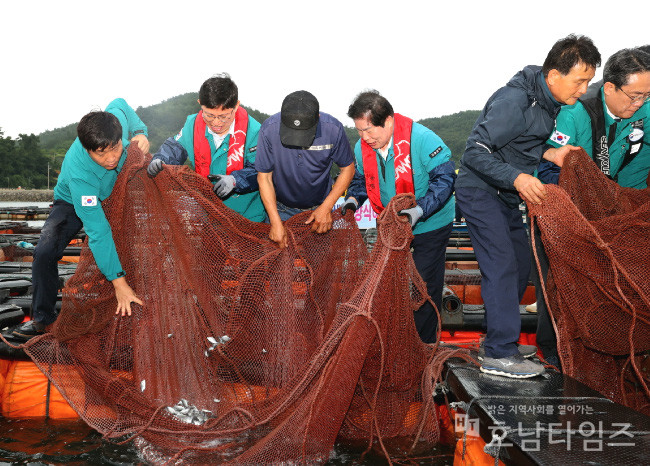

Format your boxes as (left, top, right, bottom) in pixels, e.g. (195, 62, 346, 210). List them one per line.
(207, 120, 235, 144)
(604, 102, 621, 122)
(377, 136, 393, 160)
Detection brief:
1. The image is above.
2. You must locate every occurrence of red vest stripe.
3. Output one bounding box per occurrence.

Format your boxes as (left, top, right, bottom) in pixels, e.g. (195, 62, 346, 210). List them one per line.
(361, 113, 414, 213)
(193, 106, 249, 178)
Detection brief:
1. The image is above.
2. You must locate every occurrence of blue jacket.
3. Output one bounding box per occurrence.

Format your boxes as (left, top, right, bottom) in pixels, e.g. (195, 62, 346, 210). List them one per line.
(346, 121, 456, 235)
(153, 112, 265, 221)
(456, 66, 563, 207)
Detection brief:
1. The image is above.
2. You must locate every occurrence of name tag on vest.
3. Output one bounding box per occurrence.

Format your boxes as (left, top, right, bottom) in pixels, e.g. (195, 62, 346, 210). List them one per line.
(305, 144, 333, 151)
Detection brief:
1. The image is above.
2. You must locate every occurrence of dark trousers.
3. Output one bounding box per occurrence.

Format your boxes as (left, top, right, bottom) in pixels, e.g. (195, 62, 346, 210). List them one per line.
(411, 222, 453, 344)
(530, 222, 557, 359)
(456, 187, 530, 358)
(31, 200, 83, 326)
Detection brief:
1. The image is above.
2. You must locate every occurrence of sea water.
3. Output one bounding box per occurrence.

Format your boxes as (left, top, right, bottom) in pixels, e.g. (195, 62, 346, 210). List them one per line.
(0, 417, 453, 464)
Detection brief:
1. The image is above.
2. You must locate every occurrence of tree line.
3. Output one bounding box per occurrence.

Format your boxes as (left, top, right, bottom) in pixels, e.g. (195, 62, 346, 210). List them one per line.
(2, 93, 480, 189)
(0, 132, 53, 189)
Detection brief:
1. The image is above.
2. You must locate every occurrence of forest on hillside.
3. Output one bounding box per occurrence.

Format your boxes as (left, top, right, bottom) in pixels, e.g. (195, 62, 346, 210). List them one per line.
(0, 132, 52, 189)
(1, 93, 479, 188)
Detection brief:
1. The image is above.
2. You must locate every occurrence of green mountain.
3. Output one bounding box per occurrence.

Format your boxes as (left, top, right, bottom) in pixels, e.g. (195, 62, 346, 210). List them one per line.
(1, 93, 479, 188)
(419, 111, 480, 163)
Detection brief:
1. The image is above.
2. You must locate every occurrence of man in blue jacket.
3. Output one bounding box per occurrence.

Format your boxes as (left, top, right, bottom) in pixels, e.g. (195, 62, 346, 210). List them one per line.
(455, 35, 601, 378)
(342, 90, 456, 343)
(147, 74, 265, 222)
(256, 90, 355, 247)
(12, 99, 149, 341)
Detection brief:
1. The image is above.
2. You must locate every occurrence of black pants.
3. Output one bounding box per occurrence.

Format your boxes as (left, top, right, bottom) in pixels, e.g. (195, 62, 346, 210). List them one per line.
(31, 200, 83, 326)
(455, 187, 530, 358)
(530, 222, 557, 359)
(411, 222, 453, 344)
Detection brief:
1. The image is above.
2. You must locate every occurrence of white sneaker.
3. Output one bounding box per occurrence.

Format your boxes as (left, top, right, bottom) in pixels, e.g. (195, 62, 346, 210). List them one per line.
(525, 302, 537, 313)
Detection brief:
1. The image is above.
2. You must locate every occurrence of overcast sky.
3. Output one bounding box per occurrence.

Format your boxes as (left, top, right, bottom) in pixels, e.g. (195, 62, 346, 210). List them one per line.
(1, 1, 648, 140)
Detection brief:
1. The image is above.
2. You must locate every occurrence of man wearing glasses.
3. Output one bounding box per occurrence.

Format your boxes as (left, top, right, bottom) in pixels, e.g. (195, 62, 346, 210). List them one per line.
(147, 74, 265, 222)
(539, 46, 650, 189)
(533, 46, 650, 368)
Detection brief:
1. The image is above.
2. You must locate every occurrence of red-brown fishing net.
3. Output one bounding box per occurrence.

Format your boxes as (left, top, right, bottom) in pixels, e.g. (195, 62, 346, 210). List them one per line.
(23, 145, 457, 464)
(0, 244, 33, 262)
(529, 148, 650, 414)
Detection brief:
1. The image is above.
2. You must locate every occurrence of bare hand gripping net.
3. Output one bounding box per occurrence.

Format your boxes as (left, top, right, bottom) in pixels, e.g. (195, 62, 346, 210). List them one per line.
(24, 145, 455, 464)
(529, 148, 650, 414)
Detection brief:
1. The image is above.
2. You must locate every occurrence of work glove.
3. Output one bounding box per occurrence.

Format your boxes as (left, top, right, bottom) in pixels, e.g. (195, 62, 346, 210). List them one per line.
(211, 174, 236, 198)
(340, 198, 358, 216)
(147, 159, 164, 177)
(398, 205, 423, 228)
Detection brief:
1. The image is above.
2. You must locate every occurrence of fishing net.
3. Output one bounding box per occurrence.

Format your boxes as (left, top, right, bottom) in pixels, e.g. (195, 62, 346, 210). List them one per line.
(0, 244, 33, 262)
(528, 148, 650, 414)
(22, 145, 458, 464)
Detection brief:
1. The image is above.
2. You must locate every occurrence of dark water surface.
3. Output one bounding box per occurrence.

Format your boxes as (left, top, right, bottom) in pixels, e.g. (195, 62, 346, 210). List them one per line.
(0, 416, 454, 465)
(0, 417, 140, 465)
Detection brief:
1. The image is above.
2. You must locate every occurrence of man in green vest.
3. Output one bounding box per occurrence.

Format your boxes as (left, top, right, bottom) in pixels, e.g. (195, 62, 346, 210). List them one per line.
(342, 90, 456, 343)
(147, 74, 265, 222)
(536, 46, 650, 366)
(11, 99, 149, 341)
(539, 46, 650, 187)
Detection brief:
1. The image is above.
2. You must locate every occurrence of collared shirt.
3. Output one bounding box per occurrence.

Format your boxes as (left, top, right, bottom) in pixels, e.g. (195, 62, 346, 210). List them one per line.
(255, 112, 354, 208)
(156, 112, 265, 221)
(349, 121, 455, 234)
(208, 120, 235, 149)
(546, 88, 650, 188)
(605, 103, 619, 122)
(53, 98, 148, 281)
(378, 137, 392, 160)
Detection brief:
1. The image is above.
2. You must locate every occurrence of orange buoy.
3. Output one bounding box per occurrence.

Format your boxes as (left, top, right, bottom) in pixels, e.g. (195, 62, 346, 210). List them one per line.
(437, 404, 457, 445)
(1, 360, 79, 419)
(454, 433, 506, 465)
(0, 358, 11, 404)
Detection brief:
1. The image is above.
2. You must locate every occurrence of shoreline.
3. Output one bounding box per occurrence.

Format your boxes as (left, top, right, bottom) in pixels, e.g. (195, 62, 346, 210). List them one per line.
(0, 190, 54, 202)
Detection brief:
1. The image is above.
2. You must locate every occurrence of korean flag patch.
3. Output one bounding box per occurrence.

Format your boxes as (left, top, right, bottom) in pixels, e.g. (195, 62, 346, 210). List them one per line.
(550, 130, 570, 146)
(81, 195, 97, 207)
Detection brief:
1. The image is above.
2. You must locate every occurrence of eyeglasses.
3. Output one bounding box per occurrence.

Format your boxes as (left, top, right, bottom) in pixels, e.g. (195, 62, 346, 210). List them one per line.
(202, 108, 235, 123)
(617, 87, 650, 104)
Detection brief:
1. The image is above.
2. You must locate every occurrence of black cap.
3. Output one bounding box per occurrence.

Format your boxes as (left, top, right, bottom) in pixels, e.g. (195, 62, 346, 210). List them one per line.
(280, 90, 319, 147)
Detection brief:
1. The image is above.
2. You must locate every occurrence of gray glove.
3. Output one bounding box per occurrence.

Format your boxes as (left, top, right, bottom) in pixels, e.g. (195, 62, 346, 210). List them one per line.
(147, 158, 164, 177)
(212, 174, 236, 198)
(398, 205, 423, 227)
(340, 198, 358, 216)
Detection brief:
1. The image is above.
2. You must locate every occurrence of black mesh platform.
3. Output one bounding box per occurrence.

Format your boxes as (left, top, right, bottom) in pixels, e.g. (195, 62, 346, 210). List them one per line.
(444, 358, 650, 465)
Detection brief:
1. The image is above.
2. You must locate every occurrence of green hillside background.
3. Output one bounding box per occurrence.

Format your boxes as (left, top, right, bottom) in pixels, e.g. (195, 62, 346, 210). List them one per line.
(0, 92, 479, 189)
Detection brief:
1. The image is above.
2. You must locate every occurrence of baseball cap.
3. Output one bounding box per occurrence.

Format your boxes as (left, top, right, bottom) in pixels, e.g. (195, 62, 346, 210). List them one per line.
(280, 90, 319, 147)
